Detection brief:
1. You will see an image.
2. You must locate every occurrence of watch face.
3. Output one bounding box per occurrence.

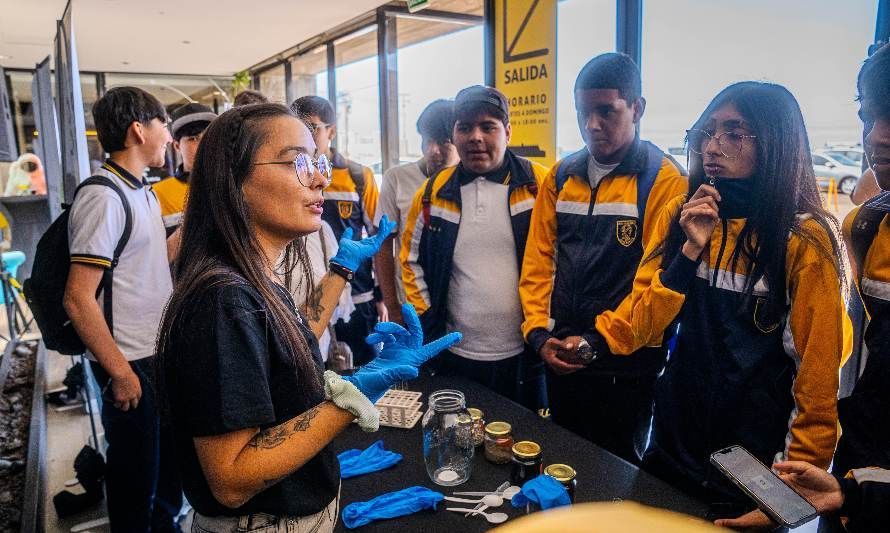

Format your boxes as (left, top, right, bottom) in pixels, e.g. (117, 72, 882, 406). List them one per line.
(578, 343, 594, 363)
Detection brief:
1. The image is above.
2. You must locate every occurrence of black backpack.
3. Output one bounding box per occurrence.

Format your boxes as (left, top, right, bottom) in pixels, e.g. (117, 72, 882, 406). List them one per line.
(24, 176, 133, 355)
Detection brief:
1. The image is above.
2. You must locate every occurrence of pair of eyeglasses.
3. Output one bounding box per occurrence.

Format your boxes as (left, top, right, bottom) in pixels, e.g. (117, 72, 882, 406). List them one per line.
(254, 152, 332, 188)
(686, 129, 757, 159)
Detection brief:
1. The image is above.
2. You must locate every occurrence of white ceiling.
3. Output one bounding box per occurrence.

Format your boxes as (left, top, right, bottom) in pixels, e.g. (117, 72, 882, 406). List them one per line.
(0, 0, 385, 75)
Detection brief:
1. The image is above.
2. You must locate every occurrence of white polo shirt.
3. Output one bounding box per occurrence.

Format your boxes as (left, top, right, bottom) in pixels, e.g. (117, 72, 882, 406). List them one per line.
(374, 161, 428, 304)
(68, 161, 172, 362)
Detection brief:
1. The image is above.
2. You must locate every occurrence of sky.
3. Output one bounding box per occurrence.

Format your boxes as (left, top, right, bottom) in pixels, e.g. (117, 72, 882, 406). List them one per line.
(320, 0, 878, 167)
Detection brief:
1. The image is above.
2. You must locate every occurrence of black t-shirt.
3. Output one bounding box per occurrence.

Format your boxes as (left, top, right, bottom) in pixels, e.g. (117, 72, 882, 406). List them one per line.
(162, 274, 339, 517)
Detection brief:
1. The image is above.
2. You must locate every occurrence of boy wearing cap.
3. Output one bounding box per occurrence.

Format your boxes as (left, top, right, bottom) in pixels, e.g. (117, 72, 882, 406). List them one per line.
(291, 95, 382, 366)
(400, 86, 547, 408)
(153, 103, 216, 234)
(520, 53, 687, 463)
(374, 99, 459, 324)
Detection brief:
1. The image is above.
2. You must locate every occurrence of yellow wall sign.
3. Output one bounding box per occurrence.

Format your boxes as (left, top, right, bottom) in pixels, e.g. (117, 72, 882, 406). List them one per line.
(494, 0, 557, 168)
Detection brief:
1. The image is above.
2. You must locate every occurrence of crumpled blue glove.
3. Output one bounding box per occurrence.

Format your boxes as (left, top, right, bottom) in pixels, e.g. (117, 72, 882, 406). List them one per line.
(330, 214, 397, 272)
(337, 440, 402, 479)
(346, 304, 462, 403)
(511, 474, 571, 510)
(341, 486, 443, 529)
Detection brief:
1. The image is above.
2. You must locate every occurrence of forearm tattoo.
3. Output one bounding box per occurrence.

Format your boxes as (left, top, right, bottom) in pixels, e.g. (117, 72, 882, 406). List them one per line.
(247, 406, 321, 450)
(301, 285, 326, 323)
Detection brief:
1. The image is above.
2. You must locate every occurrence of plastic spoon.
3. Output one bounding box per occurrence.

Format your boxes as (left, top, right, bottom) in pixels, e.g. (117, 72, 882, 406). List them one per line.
(445, 508, 509, 524)
(444, 494, 504, 507)
(455, 485, 521, 500)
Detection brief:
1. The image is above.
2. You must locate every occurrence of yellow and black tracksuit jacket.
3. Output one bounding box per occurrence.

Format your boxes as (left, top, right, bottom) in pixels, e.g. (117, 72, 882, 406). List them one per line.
(322, 150, 379, 301)
(400, 151, 547, 339)
(836, 192, 890, 475)
(152, 166, 189, 235)
(520, 140, 687, 377)
(619, 194, 847, 501)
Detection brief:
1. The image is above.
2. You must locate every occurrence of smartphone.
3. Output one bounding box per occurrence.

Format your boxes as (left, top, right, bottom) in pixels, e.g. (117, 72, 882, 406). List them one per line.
(710, 445, 817, 528)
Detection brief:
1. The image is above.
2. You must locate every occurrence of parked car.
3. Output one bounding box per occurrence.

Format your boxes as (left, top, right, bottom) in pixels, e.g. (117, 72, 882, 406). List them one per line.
(824, 148, 864, 167)
(812, 152, 861, 195)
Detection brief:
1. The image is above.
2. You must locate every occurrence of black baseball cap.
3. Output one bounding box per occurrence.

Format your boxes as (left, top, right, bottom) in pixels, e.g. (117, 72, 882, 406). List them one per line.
(170, 103, 217, 138)
(454, 85, 510, 121)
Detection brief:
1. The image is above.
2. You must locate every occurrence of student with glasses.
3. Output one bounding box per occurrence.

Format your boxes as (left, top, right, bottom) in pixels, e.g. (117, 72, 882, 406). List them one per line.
(605, 82, 849, 527)
(291, 96, 384, 367)
(156, 103, 459, 532)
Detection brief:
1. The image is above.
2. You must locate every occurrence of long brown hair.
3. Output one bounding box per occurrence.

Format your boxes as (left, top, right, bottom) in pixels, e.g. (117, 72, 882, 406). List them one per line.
(156, 103, 321, 412)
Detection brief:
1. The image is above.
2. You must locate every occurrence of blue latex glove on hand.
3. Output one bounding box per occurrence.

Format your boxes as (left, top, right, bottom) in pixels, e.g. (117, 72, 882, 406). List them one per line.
(365, 303, 463, 367)
(330, 214, 397, 272)
(511, 475, 571, 510)
(341, 486, 443, 529)
(338, 440, 402, 479)
(347, 304, 461, 402)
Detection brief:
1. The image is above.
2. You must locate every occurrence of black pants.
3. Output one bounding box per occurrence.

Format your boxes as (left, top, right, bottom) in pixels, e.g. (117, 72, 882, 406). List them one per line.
(547, 370, 656, 465)
(90, 358, 182, 533)
(335, 300, 379, 367)
(431, 348, 547, 411)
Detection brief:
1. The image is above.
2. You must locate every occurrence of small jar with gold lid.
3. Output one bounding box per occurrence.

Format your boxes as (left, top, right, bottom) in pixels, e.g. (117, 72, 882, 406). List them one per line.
(483, 421, 513, 464)
(544, 463, 577, 502)
(467, 408, 485, 447)
(510, 441, 543, 486)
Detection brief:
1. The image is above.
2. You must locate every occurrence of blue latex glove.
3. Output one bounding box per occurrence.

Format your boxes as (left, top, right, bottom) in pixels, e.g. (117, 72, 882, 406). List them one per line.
(337, 440, 403, 479)
(511, 475, 571, 510)
(330, 214, 397, 272)
(341, 486, 443, 529)
(347, 304, 462, 402)
(365, 303, 463, 368)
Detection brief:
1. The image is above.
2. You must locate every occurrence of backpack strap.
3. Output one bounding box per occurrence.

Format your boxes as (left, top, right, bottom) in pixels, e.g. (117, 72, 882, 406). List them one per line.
(515, 156, 539, 196)
(346, 161, 366, 209)
(636, 142, 666, 230)
(74, 176, 133, 334)
(555, 148, 587, 194)
(421, 177, 436, 230)
(850, 205, 886, 285)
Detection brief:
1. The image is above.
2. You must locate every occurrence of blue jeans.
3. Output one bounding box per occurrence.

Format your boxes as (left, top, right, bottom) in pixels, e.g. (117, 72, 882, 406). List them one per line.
(91, 358, 183, 533)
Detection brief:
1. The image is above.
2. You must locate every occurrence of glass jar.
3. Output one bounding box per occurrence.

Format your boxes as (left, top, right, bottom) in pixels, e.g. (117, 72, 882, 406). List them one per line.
(510, 441, 543, 486)
(421, 390, 475, 486)
(483, 421, 514, 464)
(544, 463, 577, 503)
(467, 407, 485, 447)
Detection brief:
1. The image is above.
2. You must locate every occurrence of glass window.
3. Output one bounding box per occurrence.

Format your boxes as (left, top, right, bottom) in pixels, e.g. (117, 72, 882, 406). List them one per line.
(556, 0, 616, 157)
(395, 14, 484, 162)
(80, 74, 104, 173)
(641, 0, 877, 163)
(290, 46, 329, 101)
(257, 64, 287, 104)
(7, 71, 35, 155)
(104, 73, 235, 178)
(334, 26, 381, 169)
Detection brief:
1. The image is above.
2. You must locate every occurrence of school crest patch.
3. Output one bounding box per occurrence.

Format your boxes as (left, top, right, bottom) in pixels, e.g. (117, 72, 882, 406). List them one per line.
(616, 219, 637, 247)
(338, 201, 353, 219)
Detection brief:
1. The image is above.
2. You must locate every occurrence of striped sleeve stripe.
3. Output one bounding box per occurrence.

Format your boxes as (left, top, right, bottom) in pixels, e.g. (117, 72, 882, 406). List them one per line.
(71, 255, 112, 268)
(162, 212, 182, 229)
(404, 213, 430, 310)
(862, 277, 890, 301)
(430, 205, 460, 225)
(851, 468, 890, 484)
(555, 200, 589, 215)
(591, 202, 638, 218)
(695, 262, 770, 295)
(510, 198, 536, 216)
(324, 191, 361, 202)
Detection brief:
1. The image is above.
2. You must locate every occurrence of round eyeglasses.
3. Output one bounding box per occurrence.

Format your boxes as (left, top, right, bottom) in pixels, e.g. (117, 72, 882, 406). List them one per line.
(686, 129, 757, 159)
(254, 152, 332, 188)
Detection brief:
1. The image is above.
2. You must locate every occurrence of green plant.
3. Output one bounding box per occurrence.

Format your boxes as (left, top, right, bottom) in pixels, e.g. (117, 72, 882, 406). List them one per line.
(232, 70, 251, 94)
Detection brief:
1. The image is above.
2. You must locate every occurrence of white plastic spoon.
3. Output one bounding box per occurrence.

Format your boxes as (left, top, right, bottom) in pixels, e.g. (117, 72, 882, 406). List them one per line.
(454, 484, 520, 500)
(444, 494, 504, 507)
(445, 508, 509, 524)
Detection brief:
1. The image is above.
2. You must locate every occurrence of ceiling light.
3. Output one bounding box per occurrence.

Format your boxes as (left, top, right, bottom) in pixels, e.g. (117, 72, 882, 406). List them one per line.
(181, 40, 191, 45)
(121, 60, 130, 65)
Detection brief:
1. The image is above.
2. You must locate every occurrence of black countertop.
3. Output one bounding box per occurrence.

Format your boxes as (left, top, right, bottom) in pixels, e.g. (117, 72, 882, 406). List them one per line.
(332, 374, 707, 531)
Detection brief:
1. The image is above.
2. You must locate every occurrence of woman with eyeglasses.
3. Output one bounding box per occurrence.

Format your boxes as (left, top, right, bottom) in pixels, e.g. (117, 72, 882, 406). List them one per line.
(156, 103, 460, 532)
(599, 82, 849, 528)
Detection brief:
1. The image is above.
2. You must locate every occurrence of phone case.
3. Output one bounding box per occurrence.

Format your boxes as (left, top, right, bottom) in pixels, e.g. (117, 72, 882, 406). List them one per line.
(710, 447, 816, 528)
